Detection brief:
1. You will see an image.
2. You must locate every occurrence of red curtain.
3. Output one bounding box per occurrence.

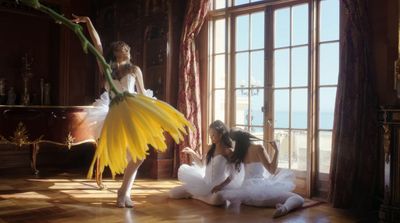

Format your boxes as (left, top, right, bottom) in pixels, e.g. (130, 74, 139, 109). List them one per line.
(329, 0, 379, 212)
(177, 0, 210, 165)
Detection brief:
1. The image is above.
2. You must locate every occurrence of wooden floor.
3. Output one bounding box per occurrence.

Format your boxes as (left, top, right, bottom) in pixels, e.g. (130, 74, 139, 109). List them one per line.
(0, 169, 361, 223)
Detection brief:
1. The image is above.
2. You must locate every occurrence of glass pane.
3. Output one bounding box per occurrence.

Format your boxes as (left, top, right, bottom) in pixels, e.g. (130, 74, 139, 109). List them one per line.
(236, 15, 249, 51)
(235, 125, 249, 131)
(214, 55, 225, 88)
(320, 0, 339, 42)
(214, 0, 226, 10)
(214, 19, 226, 54)
(319, 87, 336, 130)
(250, 50, 264, 87)
(214, 90, 225, 122)
(250, 89, 264, 126)
(208, 20, 213, 57)
(274, 8, 290, 48)
(275, 129, 289, 168)
(319, 130, 332, 173)
(274, 89, 289, 128)
(236, 52, 249, 88)
(250, 126, 264, 143)
(291, 130, 308, 171)
(251, 12, 264, 50)
(319, 42, 339, 85)
(291, 46, 308, 87)
(236, 89, 249, 125)
(274, 49, 290, 87)
(292, 4, 309, 46)
(234, 0, 249, 6)
(291, 89, 308, 129)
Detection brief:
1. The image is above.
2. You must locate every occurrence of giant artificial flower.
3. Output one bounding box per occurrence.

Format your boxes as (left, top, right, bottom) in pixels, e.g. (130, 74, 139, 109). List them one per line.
(88, 93, 193, 178)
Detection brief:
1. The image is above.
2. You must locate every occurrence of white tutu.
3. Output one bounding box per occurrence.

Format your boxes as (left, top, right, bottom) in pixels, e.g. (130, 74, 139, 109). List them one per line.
(85, 92, 110, 139)
(221, 162, 295, 206)
(178, 155, 244, 197)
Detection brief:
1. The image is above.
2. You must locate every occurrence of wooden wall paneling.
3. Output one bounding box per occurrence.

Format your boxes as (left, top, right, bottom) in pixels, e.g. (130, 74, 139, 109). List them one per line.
(0, 1, 61, 105)
(0, 0, 95, 171)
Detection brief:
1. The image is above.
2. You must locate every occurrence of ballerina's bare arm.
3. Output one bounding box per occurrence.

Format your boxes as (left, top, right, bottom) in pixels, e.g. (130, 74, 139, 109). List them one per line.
(211, 147, 235, 193)
(71, 14, 104, 74)
(132, 66, 146, 95)
(182, 146, 204, 166)
(257, 141, 279, 174)
(211, 175, 232, 193)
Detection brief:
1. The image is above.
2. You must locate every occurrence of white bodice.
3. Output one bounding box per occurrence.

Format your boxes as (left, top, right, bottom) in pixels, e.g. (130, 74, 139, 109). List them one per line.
(105, 74, 136, 97)
(244, 162, 269, 179)
(204, 155, 229, 186)
(114, 74, 136, 93)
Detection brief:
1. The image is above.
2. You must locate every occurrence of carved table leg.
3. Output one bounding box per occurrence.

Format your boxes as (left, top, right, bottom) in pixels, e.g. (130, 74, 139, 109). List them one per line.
(30, 143, 40, 175)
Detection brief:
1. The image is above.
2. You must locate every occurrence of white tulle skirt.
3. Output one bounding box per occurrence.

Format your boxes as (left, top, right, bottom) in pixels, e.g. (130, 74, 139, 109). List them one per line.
(85, 92, 110, 139)
(177, 162, 244, 197)
(221, 168, 295, 206)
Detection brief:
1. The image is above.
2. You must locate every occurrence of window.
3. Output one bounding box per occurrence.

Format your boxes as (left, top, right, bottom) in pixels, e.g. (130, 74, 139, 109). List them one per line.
(272, 4, 309, 171)
(208, 0, 340, 197)
(234, 12, 265, 139)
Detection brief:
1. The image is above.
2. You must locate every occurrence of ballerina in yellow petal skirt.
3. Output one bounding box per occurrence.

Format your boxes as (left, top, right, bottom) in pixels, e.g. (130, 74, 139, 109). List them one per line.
(18, 0, 192, 208)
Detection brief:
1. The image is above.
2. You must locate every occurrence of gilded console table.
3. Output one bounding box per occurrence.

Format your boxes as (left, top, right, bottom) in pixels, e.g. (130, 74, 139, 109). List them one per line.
(379, 108, 400, 222)
(0, 105, 103, 188)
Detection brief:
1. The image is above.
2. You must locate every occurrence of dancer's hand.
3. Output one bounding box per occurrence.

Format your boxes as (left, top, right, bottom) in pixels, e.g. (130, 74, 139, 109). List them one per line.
(211, 185, 223, 193)
(270, 141, 278, 151)
(182, 147, 196, 156)
(71, 14, 90, 24)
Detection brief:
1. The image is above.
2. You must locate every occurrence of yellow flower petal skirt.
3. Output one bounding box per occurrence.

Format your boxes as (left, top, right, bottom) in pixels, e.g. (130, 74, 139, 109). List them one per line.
(87, 92, 192, 179)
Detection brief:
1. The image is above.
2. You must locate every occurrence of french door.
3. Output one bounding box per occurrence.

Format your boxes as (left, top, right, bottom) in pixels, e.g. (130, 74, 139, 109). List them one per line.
(209, 0, 339, 197)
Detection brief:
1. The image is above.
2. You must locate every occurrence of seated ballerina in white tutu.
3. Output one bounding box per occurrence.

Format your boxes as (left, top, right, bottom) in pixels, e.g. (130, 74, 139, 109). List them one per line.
(222, 128, 304, 218)
(169, 120, 243, 206)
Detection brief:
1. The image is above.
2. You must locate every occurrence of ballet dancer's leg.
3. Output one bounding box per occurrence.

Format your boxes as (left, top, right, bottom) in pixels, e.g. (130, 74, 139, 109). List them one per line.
(193, 192, 225, 206)
(117, 159, 144, 208)
(273, 192, 304, 218)
(169, 186, 192, 199)
(241, 191, 304, 218)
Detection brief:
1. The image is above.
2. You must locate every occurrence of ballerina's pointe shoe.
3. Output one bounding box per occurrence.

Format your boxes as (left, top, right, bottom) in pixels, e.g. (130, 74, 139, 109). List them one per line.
(124, 196, 134, 208)
(273, 203, 288, 218)
(117, 190, 134, 208)
(116, 196, 134, 208)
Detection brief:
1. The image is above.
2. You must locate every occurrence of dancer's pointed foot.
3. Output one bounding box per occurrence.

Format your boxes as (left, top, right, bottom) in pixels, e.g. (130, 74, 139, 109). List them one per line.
(273, 203, 288, 218)
(124, 196, 134, 208)
(117, 190, 134, 208)
(116, 194, 126, 208)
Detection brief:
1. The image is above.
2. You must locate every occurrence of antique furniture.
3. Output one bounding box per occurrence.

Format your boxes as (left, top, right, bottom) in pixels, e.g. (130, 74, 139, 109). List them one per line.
(0, 105, 103, 187)
(379, 108, 400, 222)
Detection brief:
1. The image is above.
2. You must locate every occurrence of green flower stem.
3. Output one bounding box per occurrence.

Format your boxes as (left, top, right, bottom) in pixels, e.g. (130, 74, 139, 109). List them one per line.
(18, 0, 121, 96)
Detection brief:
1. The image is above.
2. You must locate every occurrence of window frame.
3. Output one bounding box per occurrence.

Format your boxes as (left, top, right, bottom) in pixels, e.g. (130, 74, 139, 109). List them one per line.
(206, 0, 340, 198)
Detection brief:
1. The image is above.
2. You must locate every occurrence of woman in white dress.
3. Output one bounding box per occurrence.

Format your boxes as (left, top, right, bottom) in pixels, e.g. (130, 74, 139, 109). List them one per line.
(169, 120, 243, 206)
(72, 15, 152, 208)
(222, 129, 304, 218)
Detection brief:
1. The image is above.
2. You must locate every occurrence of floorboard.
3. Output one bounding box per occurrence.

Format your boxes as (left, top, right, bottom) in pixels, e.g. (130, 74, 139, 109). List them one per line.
(0, 170, 362, 223)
